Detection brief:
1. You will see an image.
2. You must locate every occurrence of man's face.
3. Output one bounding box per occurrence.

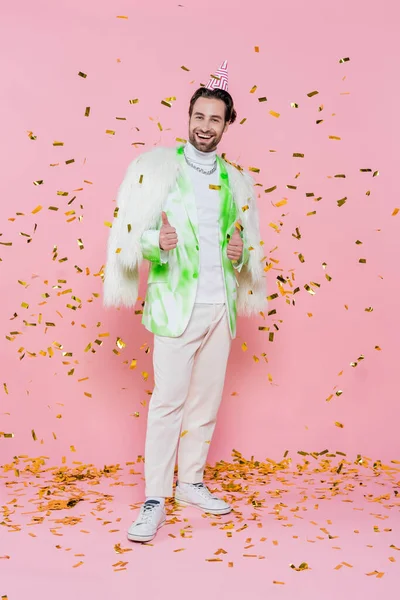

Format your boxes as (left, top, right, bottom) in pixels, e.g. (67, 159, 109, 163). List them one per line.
(189, 97, 229, 152)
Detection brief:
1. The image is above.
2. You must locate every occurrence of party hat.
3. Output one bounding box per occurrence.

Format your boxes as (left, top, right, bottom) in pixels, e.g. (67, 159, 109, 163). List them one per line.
(205, 60, 229, 91)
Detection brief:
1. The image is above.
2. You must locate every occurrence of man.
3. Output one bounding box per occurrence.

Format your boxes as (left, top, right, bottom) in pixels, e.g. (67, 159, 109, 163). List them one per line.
(103, 60, 267, 543)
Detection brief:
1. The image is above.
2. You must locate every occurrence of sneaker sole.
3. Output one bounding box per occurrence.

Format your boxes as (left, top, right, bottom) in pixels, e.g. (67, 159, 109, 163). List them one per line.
(175, 498, 232, 515)
(127, 517, 166, 543)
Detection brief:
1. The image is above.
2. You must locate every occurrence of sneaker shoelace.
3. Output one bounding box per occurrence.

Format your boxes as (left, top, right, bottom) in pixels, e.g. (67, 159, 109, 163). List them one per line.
(138, 500, 160, 524)
(191, 483, 216, 500)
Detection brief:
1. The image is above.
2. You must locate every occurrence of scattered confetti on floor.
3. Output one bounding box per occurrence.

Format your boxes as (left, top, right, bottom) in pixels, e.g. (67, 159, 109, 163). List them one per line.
(1, 451, 399, 599)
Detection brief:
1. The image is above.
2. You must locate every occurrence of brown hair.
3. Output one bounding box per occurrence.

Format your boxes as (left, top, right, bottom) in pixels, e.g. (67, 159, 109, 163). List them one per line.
(189, 87, 237, 124)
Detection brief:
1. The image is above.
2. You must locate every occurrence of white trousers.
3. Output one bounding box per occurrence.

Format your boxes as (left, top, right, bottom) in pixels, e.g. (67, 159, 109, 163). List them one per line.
(144, 303, 232, 497)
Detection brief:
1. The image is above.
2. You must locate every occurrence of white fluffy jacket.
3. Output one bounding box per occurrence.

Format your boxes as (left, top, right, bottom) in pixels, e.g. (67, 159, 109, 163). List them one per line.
(103, 147, 268, 316)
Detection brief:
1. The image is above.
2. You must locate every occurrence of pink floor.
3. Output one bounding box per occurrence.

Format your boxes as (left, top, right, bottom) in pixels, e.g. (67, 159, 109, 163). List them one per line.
(1, 453, 399, 600)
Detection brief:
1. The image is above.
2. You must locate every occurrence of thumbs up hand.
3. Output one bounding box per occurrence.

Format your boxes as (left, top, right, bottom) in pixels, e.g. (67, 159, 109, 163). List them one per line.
(227, 220, 244, 261)
(159, 211, 178, 251)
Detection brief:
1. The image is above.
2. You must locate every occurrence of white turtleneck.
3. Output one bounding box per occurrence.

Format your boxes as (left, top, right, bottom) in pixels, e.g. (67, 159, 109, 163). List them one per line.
(184, 141, 226, 304)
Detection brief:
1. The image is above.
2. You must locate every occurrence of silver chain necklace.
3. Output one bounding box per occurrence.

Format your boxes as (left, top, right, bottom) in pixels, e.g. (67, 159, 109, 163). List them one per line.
(183, 149, 217, 175)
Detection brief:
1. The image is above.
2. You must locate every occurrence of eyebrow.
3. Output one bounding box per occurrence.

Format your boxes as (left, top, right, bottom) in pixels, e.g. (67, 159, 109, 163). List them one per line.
(193, 111, 223, 120)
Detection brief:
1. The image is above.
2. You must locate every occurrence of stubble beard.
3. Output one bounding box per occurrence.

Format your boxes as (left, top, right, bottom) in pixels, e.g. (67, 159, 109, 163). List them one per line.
(189, 129, 223, 153)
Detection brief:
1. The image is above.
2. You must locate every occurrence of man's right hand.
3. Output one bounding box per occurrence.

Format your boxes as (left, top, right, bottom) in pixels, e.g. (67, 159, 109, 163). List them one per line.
(159, 211, 178, 251)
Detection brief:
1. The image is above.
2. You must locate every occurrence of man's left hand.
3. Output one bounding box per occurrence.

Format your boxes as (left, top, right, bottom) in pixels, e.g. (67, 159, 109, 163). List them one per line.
(227, 225, 244, 262)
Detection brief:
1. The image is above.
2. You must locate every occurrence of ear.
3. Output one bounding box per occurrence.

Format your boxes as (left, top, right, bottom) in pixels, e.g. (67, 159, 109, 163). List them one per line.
(224, 121, 230, 133)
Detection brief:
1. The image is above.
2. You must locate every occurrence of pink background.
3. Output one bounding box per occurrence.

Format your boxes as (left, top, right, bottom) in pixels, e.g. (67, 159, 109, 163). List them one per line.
(1, 0, 399, 468)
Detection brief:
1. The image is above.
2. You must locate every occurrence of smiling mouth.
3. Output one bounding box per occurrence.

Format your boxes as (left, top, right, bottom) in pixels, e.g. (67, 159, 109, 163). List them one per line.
(196, 132, 214, 141)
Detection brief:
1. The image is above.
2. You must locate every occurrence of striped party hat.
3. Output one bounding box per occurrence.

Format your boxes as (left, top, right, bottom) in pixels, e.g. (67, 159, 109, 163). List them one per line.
(206, 60, 229, 91)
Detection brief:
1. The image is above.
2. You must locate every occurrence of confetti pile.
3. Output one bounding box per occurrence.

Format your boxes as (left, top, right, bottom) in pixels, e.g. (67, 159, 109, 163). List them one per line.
(1, 450, 399, 594)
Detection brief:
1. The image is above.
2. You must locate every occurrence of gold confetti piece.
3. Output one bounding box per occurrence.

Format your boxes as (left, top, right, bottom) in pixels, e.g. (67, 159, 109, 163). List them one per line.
(21, 302, 29, 309)
(239, 118, 247, 125)
(273, 581, 285, 585)
(161, 100, 172, 107)
(335, 422, 344, 428)
(116, 337, 126, 349)
(269, 110, 280, 118)
(209, 184, 221, 190)
(32, 205, 43, 214)
(307, 211, 316, 216)
(53, 141, 64, 146)
(33, 180, 43, 186)
(78, 72, 87, 78)
(73, 561, 84, 568)
(250, 85, 257, 93)
(337, 197, 347, 207)
(32, 430, 37, 441)
(176, 137, 187, 144)
(181, 65, 190, 71)
(116, 15, 128, 19)
(249, 167, 260, 173)
(290, 102, 299, 108)
(254, 46, 259, 52)
(373, 170, 379, 177)
(228, 562, 234, 568)
(84, 107, 90, 117)
(359, 258, 366, 264)
(329, 135, 341, 140)
(293, 153, 304, 158)
(157, 122, 163, 131)
(339, 57, 350, 63)
(265, 185, 277, 193)
(180, 430, 188, 437)
(206, 558, 223, 562)
(139, 174, 144, 184)
(106, 130, 115, 135)
(173, 548, 185, 552)
(129, 99, 139, 104)
(307, 90, 319, 97)
(241, 342, 247, 352)
(392, 208, 399, 216)
(290, 562, 309, 571)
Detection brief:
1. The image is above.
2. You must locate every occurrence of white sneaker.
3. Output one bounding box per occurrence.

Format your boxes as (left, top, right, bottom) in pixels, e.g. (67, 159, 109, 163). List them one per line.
(127, 500, 166, 543)
(175, 482, 232, 515)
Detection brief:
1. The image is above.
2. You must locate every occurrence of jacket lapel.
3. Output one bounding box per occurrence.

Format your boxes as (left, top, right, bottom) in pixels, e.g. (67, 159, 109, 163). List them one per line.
(217, 156, 237, 242)
(176, 147, 199, 244)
